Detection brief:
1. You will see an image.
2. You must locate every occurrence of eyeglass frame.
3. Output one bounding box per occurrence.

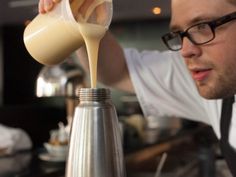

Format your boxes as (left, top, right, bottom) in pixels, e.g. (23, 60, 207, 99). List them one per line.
(162, 11, 236, 51)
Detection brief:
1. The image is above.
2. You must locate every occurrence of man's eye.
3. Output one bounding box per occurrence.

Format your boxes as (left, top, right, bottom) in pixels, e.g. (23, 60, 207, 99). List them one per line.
(196, 23, 208, 30)
(165, 32, 179, 40)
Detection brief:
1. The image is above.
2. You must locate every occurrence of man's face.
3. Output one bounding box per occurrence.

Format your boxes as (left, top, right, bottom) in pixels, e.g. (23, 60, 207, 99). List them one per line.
(170, 0, 236, 99)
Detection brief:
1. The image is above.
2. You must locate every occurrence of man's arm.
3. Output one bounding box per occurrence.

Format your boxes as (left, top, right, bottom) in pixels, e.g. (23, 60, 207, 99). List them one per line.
(77, 32, 134, 92)
(38, 0, 134, 93)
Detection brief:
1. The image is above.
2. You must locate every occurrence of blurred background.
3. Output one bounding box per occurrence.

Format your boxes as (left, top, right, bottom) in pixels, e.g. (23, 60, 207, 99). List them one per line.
(0, 1, 231, 177)
(0, 0, 172, 146)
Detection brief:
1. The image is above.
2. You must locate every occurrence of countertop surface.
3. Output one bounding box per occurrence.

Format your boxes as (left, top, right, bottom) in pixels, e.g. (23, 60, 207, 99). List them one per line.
(0, 150, 65, 177)
(0, 125, 225, 177)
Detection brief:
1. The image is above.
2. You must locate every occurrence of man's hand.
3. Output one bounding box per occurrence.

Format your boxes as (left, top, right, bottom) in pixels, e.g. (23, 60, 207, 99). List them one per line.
(38, 0, 108, 26)
(38, 0, 61, 13)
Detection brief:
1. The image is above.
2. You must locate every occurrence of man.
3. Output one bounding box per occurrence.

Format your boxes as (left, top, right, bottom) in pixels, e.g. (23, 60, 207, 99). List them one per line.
(38, 0, 236, 175)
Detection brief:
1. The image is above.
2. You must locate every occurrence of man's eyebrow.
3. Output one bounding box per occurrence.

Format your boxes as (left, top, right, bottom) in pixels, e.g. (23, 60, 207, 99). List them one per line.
(169, 24, 180, 32)
(169, 15, 216, 32)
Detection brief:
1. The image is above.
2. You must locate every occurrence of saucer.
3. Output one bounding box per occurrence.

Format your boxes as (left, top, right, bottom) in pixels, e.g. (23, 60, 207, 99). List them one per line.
(44, 143, 68, 158)
(39, 152, 66, 162)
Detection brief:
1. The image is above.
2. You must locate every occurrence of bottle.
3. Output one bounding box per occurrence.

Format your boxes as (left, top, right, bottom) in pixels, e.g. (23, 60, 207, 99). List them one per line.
(66, 88, 126, 177)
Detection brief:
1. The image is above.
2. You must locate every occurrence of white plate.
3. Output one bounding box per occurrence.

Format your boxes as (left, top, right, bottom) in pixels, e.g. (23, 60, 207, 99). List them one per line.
(39, 152, 66, 162)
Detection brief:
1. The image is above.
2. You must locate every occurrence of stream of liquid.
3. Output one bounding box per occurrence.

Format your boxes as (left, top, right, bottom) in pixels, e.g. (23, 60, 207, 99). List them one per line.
(78, 23, 106, 88)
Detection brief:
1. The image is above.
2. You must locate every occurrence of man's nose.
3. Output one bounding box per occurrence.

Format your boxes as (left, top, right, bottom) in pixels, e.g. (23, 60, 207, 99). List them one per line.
(180, 37, 201, 59)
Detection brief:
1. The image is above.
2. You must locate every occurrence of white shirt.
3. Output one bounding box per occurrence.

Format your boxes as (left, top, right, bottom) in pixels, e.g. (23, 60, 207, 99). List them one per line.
(124, 48, 236, 149)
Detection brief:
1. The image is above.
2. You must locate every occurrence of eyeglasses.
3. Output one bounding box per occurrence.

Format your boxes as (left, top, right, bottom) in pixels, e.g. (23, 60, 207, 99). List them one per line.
(162, 11, 236, 51)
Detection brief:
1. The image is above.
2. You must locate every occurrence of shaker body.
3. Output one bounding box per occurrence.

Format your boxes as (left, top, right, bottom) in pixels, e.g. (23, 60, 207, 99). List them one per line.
(66, 88, 126, 177)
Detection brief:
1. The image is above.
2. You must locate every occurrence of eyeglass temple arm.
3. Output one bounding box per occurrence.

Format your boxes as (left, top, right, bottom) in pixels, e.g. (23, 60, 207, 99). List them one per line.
(211, 12, 236, 28)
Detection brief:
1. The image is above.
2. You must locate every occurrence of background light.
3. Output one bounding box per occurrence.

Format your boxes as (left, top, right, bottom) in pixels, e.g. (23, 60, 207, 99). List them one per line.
(152, 7, 162, 15)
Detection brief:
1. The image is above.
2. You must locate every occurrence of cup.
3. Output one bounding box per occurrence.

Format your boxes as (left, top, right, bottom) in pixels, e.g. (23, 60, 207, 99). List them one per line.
(23, 0, 84, 66)
(44, 142, 68, 158)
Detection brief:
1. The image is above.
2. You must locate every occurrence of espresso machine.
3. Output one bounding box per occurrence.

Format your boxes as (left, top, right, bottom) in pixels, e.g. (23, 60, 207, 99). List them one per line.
(36, 55, 86, 132)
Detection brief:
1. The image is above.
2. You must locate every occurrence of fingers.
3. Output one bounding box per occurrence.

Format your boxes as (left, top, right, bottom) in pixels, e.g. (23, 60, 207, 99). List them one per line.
(38, 0, 61, 14)
(78, 0, 95, 18)
(38, 0, 46, 13)
(44, 0, 54, 12)
(96, 4, 107, 25)
(53, 0, 61, 3)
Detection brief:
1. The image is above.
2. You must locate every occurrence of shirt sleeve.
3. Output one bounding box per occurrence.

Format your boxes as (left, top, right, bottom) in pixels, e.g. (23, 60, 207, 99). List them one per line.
(124, 48, 210, 124)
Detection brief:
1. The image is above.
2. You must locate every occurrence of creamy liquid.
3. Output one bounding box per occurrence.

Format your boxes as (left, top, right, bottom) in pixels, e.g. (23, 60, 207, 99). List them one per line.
(78, 23, 106, 88)
(24, 0, 108, 87)
(24, 14, 84, 65)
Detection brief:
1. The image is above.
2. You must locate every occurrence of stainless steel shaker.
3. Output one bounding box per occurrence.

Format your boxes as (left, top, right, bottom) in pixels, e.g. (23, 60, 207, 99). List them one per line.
(66, 88, 126, 177)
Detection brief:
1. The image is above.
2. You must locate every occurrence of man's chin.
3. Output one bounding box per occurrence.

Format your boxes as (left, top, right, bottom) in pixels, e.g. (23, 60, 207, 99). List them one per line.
(198, 88, 233, 99)
(199, 93, 218, 99)
(197, 85, 220, 99)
